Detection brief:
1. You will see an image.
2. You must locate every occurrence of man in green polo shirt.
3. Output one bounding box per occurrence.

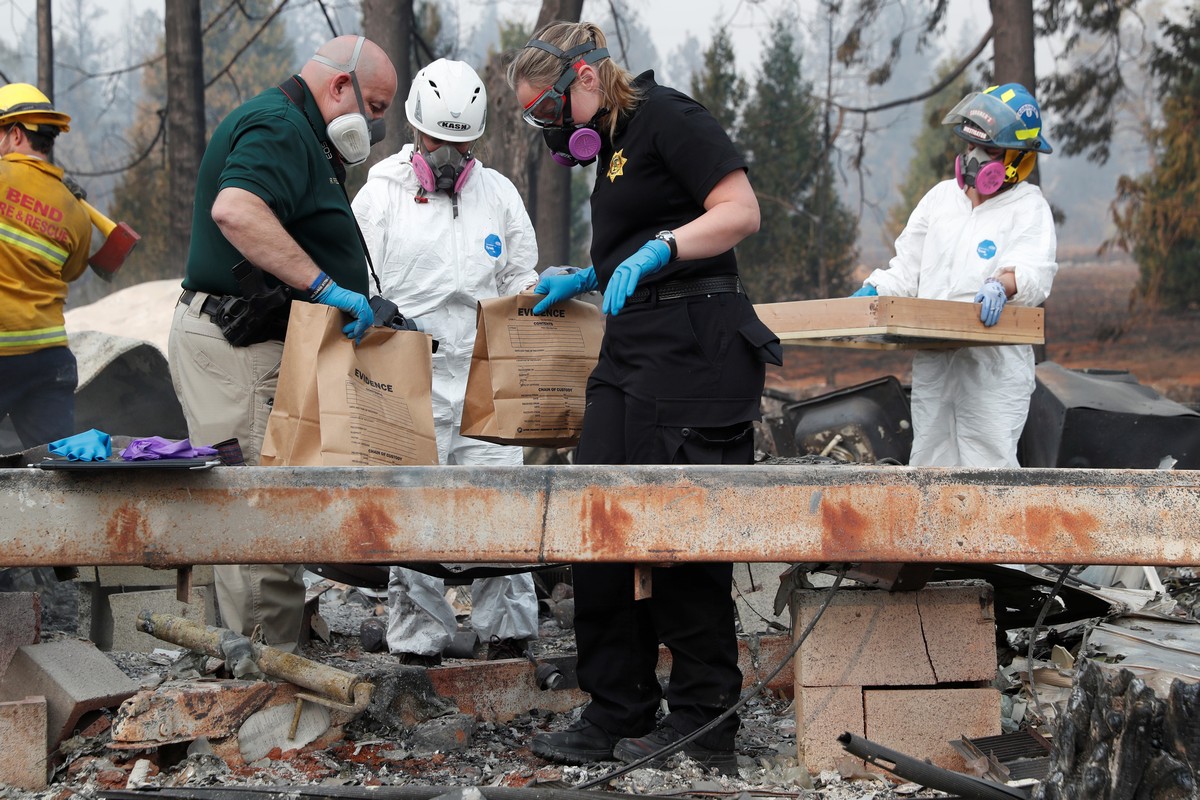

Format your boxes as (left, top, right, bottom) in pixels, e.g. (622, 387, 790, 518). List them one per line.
(169, 35, 397, 652)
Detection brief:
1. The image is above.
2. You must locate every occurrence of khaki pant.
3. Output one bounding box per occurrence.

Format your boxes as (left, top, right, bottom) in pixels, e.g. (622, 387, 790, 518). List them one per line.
(168, 296, 305, 652)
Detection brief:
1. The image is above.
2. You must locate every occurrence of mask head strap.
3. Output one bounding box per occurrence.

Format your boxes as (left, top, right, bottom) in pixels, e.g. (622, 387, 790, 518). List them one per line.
(520, 40, 609, 128)
(310, 35, 367, 73)
(310, 36, 385, 145)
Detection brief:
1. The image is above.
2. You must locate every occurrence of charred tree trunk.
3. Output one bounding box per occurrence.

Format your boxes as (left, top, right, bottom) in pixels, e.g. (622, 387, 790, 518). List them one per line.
(478, 0, 584, 268)
(481, 55, 537, 204)
(988, 0, 1048, 362)
(530, 0, 584, 268)
(37, 0, 53, 103)
(165, 0, 205, 271)
(363, 0, 413, 171)
(1038, 660, 1199, 799)
(989, 0, 1038, 185)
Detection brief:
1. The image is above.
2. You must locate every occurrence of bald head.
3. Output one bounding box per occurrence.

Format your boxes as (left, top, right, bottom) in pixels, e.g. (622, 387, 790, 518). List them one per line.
(302, 35, 398, 127)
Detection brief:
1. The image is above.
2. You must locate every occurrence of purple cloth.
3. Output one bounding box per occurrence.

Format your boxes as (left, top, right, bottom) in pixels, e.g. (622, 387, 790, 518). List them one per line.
(120, 437, 218, 461)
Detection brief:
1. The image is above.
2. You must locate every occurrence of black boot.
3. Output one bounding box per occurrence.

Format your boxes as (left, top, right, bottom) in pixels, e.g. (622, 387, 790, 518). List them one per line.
(613, 724, 738, 775)
(532, 718, 623, 764)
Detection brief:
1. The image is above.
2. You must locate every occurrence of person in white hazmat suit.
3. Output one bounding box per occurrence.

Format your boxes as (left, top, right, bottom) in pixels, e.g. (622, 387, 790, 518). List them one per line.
(352, 59, 540, 665)
(851, 83, 1057, 468)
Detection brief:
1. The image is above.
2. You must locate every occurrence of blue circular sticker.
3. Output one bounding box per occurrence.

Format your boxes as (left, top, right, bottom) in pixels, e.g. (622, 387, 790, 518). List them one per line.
(977, 239, 997, 259)
(484, 233, 502, 258)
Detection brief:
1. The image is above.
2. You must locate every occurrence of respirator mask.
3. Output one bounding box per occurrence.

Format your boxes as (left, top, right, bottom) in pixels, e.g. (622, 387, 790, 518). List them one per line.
(541, 92, 605, 167)
(519, 38, 610, 167)
(311, 36, 386, 166)
(955, 145, 1007, 196)
(412, 142, 476, 194)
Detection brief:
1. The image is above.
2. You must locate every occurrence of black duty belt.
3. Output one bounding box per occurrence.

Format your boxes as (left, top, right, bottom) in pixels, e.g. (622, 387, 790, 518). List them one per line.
(626, 275, 742, 305)
(179, 289, 225, 319)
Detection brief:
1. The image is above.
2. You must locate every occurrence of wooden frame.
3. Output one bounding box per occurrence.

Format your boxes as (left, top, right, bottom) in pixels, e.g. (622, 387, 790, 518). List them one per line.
(754, 296, 1044, 350)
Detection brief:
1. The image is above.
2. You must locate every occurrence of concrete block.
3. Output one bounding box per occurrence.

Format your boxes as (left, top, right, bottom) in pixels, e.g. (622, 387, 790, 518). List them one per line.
(95, 565, 214, 588)
(0, 640, 137, 751)
(917, 580, 996, 683)
(0, 696, 48, 789)
(104, 586, 215, 653)
(733, 562, 791, 634)
(0, 592, 41, 676)
(796, 685, 863, 774)
(791, 582, 995, 687)
(864, 687, 1001, 772)
(792, 588, 936, 687)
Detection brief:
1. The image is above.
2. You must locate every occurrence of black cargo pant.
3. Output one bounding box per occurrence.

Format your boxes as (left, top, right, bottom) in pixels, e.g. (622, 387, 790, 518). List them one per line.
(573, 289, 778, 750)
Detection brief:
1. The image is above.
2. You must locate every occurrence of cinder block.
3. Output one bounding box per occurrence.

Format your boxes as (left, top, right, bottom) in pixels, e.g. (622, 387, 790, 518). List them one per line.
(864, 687, 1001, 772)
(917, 581, 996, 683)
(0, 592, 41, 675)
(95, 565, 214, 588)
(0, 640, 137, 751)
(792, 588, 936, 687)
(791, 582, 995, 687)
(0, 696, 48, 789)
(796, 685, 863, 773)
(105, 587, 215, 653)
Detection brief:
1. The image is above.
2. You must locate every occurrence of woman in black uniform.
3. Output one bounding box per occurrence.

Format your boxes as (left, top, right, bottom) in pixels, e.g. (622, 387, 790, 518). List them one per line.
(508, 21, 782, 774)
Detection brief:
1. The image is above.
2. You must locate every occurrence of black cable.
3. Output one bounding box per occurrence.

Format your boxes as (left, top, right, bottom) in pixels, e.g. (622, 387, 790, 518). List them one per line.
(1025, 565, 1072, 723)
(575, 564, 849, 789)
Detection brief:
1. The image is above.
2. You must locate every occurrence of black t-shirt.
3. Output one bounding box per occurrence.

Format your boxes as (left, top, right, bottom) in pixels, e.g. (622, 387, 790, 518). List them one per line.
(590, 72, 747, 289)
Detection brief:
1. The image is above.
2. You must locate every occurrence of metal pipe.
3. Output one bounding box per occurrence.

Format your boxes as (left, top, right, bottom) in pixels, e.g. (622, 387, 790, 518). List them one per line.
(137, 612, 362, 706)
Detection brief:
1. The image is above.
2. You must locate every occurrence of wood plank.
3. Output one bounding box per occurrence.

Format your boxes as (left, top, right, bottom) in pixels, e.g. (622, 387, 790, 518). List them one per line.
(754, 296, 1044, 348)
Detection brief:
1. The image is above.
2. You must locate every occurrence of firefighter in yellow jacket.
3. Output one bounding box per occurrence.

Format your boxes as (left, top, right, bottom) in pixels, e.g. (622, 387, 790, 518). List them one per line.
(0, 83, 90, 449)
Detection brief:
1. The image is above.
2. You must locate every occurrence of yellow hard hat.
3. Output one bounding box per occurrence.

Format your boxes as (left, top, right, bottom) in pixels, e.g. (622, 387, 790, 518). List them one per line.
(0, 83, 71, 134)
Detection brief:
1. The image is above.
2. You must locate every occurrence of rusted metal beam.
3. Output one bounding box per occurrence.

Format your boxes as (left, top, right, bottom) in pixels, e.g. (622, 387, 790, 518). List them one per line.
(1, 465, 1197, 567)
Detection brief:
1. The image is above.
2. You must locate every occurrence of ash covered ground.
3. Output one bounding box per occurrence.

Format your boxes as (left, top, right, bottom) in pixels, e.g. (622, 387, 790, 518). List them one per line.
(3, 579, 956, 800)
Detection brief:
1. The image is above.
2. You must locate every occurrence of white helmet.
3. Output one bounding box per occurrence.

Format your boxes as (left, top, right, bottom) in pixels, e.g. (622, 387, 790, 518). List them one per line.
(405, 59, 487, 143)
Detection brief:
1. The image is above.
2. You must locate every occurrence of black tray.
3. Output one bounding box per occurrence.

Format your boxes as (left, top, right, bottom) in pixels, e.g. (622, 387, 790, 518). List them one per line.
(35, 457, 220, 471)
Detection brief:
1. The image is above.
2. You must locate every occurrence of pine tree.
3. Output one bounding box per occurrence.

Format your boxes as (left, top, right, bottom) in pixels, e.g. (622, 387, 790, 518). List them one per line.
(884, 63, 972, 244)
(736, 19, 856, 303)
(689, 26, 746, 136)
(1108, 7, 1200, 310)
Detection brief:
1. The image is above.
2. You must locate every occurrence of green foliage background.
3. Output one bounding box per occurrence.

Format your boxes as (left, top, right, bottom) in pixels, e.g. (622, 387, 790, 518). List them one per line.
(1109, 7, 1200, 311)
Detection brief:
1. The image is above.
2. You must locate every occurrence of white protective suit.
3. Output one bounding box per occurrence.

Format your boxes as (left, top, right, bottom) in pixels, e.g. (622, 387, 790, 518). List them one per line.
(865, 179, 1057, 468)
(353, 144, 541, 656)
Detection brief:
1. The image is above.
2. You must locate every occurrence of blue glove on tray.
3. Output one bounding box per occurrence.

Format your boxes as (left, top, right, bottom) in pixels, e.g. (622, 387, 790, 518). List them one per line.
(603, 238, 672, 317)
(532, 266, 599, 315)
(309, 271, 374, 344)
(974, 277, 1008, 327)
(850, 284, 878, 297)
(49, 429, 111, 462)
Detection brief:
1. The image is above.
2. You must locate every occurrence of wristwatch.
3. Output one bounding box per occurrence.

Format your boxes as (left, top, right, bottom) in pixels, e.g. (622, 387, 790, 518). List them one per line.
(654, 230, 678, 262)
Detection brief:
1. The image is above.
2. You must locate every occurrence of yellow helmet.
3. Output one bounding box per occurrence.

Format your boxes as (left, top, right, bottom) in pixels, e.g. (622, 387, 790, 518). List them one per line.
(0, 83, 71, 134)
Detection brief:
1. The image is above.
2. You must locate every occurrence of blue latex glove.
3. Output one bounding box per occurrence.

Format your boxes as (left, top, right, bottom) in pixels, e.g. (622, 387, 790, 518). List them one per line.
(49, 429, 111, 462)
(309, 271, 374, 344)
(602, 238, 672, 317)
(532, 266, 599, 315)
(974, 277, 1008, 327)
(850, 284, 878, 297)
